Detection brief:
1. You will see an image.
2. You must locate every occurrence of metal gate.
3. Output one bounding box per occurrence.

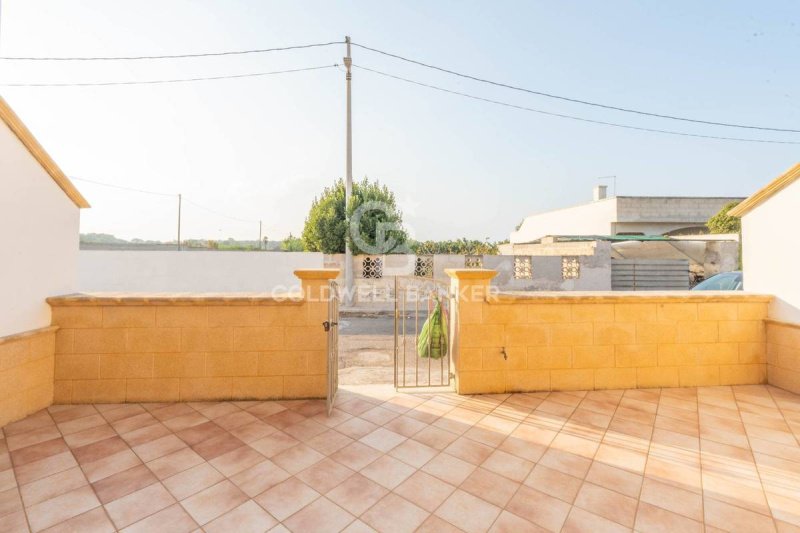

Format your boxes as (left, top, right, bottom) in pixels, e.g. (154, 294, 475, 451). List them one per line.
(393, 276, 454, 390)
(324, 280, 340, 415)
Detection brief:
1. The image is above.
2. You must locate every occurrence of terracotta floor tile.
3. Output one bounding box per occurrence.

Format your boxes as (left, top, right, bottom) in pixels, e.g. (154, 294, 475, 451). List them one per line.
(507, 485, 572, 532)
(132, 434, 186, 463)
(2, 411, 54, 438)
(262, 410, 306, 430)
(119, 423, 171, 448)
(284, 496, 354, 532)
(179, 479, 248, 526)
(361, 455, 416, 490)
(163, 463, 224, 500)
(489, 510, 549, 533)
(175, 421, 226, 447)
(635, 501, 703, 533)
(150, 403, 196, 422)
(72, 436, 128, 465)
(524, 464, 582, 503)
(482, 449, 534, 482)
(92, 464, 157, 505)
(271, 443, 325, 475)
(111, 413, 159, 435)
(120, 503, 197, 533)
(104, 482, 175, 529)
(146, 447, 204, 480)
(204, 500, 277, 533)
(421, 452, 475, 486)
(63, 424, 117, 449)
(229, 420, 277, 443)
(40, 506, 115, 533)
(384, 415, 427, 438)
(81, 449, 142, 483)
(361, 493, 429, 533)
(584, 461, 643, 498)
(444, 436, 495, 465)
(342, 518, 380, 533)
(359, 428, 407, 453)
(245, 401, 287, 419)
(574, 481, 638, 528)
(436, 489, 501, 533)
(5, 426, 61, 452)
(213, 410, 259, 431)
(57, 414, 106, 436)
(0, 471, 13, 493)
(10, 438, 69, 467)
(13, 451, 78, 485)
(594, 442, 647, 474)
(254, 477, 319, 522)
(249, 432, 300, 458)
(192, 433, 245, 461)
(327, 473, 388, 516)
(0, 488, 22, 519)
(388, 438, 437, 468)
(411, 425, 459, 451)
(640, 477, 703, 521)
(230, 460, 290, 497)
(20, 466, 88, 508)
(563, 505, 630, 533)
(208, 445, 264, 477)
(101, 404, 146, 424)
(538, 448, 592, 478)
(284, 418, 329, 441)
(394, 470, 455, 513)
(329, 442, 383, 471)
(335, 417, 380, 440)
(26, 485, 100, 532)
(161, 412, 208, 432)
(296, 457, 355, 494)
(306, 429, 354, 456)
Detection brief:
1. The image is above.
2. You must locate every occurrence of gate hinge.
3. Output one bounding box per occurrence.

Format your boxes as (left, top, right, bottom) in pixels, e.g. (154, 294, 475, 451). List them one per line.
(322, 320, 338, 332)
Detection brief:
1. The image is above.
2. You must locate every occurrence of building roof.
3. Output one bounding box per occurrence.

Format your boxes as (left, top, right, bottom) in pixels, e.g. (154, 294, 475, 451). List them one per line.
(729, 162, 800, 217)
(0, 95, 89, 208)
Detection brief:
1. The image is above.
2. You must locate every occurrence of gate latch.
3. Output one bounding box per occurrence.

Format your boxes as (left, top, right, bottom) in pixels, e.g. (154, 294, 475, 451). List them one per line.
(322, 321, 338, 332)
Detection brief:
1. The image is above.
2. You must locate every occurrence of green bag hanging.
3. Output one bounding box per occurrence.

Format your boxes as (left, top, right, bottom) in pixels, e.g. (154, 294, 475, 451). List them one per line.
(417, 297, 448, 359)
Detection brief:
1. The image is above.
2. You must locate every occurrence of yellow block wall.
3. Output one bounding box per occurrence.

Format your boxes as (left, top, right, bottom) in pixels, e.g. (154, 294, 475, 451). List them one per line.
(50, 299, 328, 404)
(0, 327, 56, 427)
(454, 286, 770, 395)
(766, 320, 800, 394)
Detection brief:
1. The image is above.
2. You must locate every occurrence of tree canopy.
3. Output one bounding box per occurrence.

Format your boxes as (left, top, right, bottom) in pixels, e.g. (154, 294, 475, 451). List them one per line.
(301, 178, 408, 254)
(707, 201, 742, 234)
(411, 239, 499, 255)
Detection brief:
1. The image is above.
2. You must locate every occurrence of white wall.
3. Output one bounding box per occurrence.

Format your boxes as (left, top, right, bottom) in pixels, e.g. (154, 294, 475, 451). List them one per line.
(741, 179, 800, 323)
(511, 198, 617, 243)
(0, 122, 80, 337)
(78, 251, 324, 293)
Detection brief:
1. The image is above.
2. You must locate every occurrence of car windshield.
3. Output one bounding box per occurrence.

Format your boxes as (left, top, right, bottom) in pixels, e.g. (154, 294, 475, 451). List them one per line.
(694, 272, 743, 290)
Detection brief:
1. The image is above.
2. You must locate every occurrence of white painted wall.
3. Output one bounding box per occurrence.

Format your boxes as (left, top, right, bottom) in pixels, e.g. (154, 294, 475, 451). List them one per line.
(78, 251, 324, 293)
(740, 179, 800, 323)
(0, 122, 80, 337)
(511, 198, 617, 243)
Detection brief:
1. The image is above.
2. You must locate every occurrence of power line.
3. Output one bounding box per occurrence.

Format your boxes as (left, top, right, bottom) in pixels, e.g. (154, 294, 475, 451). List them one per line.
(183, 198, 258, 224)
(354, 64, 800, 145)
(0, 41, 343, 61)
(0, 64, 338, 87)
(351, 42, 800, 134)
(71, 176, 175, 197)
(72, 176, 259, 223)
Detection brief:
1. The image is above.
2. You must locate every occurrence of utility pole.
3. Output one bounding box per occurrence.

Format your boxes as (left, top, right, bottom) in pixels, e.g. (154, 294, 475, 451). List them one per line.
(259, 220, 262, 249)
(343, 35, 354, 305)
(177, 193, 182, 251)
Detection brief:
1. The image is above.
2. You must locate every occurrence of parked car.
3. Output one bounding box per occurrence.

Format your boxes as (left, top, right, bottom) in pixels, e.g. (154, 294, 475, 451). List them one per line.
(692, 271, 743, 291)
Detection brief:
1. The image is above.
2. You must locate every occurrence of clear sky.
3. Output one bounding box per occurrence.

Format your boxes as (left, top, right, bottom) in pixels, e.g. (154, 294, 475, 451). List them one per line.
(1, 1, 798, 243)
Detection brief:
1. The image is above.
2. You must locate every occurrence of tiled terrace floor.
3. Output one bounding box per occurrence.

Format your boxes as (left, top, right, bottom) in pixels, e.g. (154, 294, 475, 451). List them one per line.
(1, 384, 800, 533)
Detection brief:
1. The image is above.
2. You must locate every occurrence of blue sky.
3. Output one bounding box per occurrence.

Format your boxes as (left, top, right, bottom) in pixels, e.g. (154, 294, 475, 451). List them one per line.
(1, 1, 798, 242)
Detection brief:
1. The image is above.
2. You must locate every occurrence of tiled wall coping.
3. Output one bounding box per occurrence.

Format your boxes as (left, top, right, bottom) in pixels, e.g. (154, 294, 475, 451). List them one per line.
(47, 292, 304, 307)
(490, 291, 773, 304)
(0, 325, 58, 345)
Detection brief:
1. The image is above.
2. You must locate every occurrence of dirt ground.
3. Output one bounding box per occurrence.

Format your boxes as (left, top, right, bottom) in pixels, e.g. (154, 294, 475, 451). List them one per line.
(338, 316, 450, 386)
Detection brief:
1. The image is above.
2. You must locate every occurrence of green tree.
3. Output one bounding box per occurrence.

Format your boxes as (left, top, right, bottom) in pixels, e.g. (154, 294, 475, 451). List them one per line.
(302, 178, 407, 254)
(410, 239, 499, 255)
(281, 233, 305, 252)
(707, 201, 742, 234)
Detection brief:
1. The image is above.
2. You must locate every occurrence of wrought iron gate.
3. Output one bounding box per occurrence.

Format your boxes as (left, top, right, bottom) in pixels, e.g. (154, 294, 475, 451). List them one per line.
(393, 276, 454, 390)
(325, 280, 340, 415)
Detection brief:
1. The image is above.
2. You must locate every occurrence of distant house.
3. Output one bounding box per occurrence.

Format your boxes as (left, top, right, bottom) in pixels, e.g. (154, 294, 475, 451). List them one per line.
(510, 185, 744, 245)
(0, 95, 89, 337)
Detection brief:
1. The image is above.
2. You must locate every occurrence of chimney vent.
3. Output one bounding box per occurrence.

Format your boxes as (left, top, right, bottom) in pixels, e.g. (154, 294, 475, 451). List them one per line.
(593, 185, 608, 201)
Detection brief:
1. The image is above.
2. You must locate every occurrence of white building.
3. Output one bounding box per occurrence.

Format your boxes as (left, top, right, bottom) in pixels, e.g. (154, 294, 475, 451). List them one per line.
(0, 96, 89, 337)
(731, 162, 800, 394)
(510, 185, 744, 244)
